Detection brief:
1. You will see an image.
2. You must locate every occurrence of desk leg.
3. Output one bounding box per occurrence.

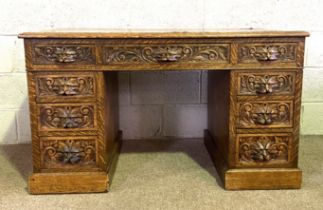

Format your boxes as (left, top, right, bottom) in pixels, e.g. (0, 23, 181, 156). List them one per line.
(205, 70, 302, 190)
(27, 72, 121, 194)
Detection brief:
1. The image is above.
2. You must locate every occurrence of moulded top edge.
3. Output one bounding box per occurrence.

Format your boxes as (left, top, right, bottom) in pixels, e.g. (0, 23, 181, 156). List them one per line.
(18, 29, 310, 39)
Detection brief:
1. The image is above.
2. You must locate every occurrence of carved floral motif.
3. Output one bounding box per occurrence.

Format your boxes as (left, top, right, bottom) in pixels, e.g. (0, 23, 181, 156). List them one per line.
(37, 76, 94, 96)
(238, 135, 289, 163)
(34, 46, 95, 64)
(40, 105, 94, 129)
(239, 74, 294, 95)
(104, 45, 229, 64)
(42, 139, 96, 168)
(239, 102, 291, 127)
(239, 44, 296, 62)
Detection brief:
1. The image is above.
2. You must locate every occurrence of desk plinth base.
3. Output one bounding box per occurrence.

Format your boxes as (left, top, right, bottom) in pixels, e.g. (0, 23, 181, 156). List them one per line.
(204, 130, 302, 190)
(28, 172, 109, 194)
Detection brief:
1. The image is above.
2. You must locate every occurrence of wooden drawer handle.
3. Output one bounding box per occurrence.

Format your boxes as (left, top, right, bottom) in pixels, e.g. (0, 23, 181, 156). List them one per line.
(253, 47, 279, 61)
(43, 47, 79, 63)
(148, 47, 183, 62)
(153, 54, 181, 62)
(55, 50, 78, 63)
(253, 113, 273, 125)
(252, 103, 289, 125)
(255, 84, 273, 94)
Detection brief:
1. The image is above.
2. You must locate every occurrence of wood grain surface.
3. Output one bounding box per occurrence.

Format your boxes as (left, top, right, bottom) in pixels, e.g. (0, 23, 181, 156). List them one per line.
(20, 31, 308, 193)
(18, 30, 309, 38)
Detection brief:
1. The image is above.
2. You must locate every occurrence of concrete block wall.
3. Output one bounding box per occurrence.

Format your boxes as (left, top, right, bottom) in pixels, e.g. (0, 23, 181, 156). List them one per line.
(0, 0, 323, 143)
(119, 71, 207, 139)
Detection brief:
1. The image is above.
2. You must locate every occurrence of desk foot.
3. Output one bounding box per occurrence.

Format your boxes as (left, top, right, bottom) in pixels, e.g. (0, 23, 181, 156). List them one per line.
(224, 168, 302, 190)
(28, 131, 123, 194)
(28, 172, 108, 194)
(204, 130, 302, 190)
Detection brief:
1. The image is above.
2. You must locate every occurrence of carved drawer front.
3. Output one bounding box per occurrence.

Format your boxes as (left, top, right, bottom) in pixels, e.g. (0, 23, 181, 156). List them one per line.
(237, 101, 293, 128)
(40, 136, 97, 169)
(237, 43, 299, 67)
(39, 104, 96, 131)
(104, 43, 230, 66)
(35, 73, 96, 101)
(237, 72, 295, 95)
(32, 44, 96, 65)
(236, 133, 292, 166)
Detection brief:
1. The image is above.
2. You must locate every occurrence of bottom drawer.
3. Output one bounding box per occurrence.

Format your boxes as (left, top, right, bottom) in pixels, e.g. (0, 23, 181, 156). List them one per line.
(236, 133, 292, 167)
(40, 136, 98, 170)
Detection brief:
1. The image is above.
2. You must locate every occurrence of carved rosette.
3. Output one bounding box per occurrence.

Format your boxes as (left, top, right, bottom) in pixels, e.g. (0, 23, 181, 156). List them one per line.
(34, 46, 95, 64)
(239, 74, 294, 95)
(238, 135, 290, 163)
(238, 102, 292, 128)
(238, 44, 297, 62)
(104, 44, 229, 64)
(40, 105, 94, 129)
(37, 76, 94, 97)
(42, 139, 96, 168)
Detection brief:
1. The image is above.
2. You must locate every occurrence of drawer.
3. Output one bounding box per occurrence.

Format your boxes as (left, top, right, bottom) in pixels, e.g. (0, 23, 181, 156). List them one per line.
(38, 103, 97, 131)
(35, 73, 96, 102)
(237, 101, 293, 128)
(237, 42, 299, 67)
(236, 133, 292, 167)
(103, 43, 230, 66)
(237, 72, 295, 96)
(31, 43, 96, 65)
(40, 136, 97, 169)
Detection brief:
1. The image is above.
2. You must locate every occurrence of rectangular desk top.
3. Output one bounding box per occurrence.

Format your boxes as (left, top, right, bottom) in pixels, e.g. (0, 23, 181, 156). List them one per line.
(19, 29, 309, 71)
(18, 29, 309, 39)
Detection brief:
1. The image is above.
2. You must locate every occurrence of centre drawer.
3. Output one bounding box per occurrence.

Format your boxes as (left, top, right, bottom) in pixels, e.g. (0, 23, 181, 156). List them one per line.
(104, 43, 230, 64)
(103, 42, 230, 69)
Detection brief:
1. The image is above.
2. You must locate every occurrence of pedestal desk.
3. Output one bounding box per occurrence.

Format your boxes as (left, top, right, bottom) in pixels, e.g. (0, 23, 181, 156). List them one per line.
(18, 30, 309, 194)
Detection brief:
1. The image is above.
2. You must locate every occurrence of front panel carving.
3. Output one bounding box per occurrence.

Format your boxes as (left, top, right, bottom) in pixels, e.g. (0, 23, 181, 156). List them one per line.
(41, 137, 96, 169)
(237, 134, 290, 165)
(238, 73, 294, 95)
(39, 105, 95, 130)
(238, 43, 297, 63)
(36, 75, 95, 97)
(104, 44, 229, 64)
(238, 101, 293, 128)
(33, 45, 95, 64)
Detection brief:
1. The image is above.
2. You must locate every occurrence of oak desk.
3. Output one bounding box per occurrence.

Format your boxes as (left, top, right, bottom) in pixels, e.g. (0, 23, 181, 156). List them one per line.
(19, 30, 309, 194)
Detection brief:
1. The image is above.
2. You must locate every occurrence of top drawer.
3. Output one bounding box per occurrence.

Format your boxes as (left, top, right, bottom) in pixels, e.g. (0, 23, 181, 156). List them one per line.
(103, 43, 230, 66)
(236, 42, 302, 68)
(29, 40, 96, 67)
